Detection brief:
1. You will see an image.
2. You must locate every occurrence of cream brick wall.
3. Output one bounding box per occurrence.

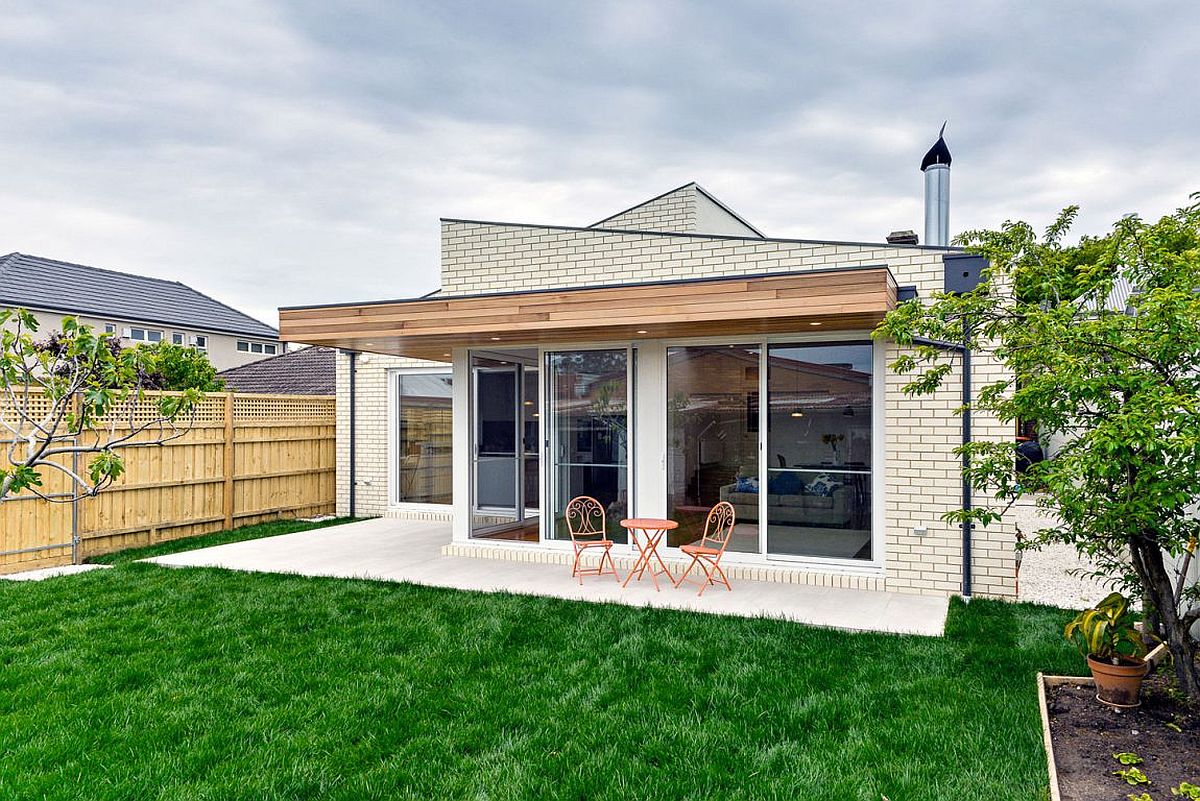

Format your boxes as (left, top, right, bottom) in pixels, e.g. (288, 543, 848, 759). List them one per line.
(336, 351, 448, 518)
(593, 185, 698, 232)
(439, 220, 950, 296)
(341, 217, 1017, 599)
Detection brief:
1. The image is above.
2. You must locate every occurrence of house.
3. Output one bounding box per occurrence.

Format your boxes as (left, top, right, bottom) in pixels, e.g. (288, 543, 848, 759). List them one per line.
(279, 133, 1019, 599)
(0, 252, 281, 370)
(218, 346, 336, 395)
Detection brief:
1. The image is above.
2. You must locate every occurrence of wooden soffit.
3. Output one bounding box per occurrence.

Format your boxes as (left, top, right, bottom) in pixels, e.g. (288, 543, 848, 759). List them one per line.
(279, 267, 898, 360)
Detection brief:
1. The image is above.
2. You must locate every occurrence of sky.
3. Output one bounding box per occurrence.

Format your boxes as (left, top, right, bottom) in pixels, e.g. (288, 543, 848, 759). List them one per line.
(1, 2, 1198, 327)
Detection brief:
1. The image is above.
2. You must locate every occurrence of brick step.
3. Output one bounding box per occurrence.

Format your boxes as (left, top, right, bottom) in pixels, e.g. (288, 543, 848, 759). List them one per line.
(440, 541, 885, 591)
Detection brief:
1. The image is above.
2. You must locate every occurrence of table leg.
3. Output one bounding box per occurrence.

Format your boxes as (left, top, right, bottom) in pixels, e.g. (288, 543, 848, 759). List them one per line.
(622, 532, 650, 588)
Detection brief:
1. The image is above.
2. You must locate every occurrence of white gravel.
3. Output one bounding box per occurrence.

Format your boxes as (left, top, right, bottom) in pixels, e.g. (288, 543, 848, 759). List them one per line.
(1011, 496, 1125, 609)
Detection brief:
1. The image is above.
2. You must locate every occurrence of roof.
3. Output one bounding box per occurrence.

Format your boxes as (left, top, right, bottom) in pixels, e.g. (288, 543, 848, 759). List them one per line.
(217, 346, 335, 395)
(589, 182, 766, 237)
(0, 252, 278, 338)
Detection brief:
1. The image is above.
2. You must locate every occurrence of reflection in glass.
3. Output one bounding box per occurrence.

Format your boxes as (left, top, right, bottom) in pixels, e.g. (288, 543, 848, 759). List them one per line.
(547, 349, 629, 543)
(396, 373, 453, 504)
(666, 345, 760, 552)
(766, 343, 873, 559)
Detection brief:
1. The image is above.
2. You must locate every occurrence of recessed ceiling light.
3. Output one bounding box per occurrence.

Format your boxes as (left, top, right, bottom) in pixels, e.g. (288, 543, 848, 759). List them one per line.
(636, 330, 648, 335)
(809, 322, 823, 326)
(490, 336, 502, 341)
(442, 353, 451, 357)
(364, 342, 375, 346)
(790, 410, 805, 418)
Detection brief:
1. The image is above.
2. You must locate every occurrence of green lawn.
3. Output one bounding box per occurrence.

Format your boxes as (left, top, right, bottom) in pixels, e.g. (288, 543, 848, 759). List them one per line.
(0, 559, 1083, 800)
(88, 517, 358, 565)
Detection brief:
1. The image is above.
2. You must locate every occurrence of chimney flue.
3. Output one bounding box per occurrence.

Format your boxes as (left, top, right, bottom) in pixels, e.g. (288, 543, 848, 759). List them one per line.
(920, 122, 951, 246)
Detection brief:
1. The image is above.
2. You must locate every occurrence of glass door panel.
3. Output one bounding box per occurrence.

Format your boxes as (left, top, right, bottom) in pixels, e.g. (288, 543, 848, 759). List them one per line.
(472, 361, 518, 533)
(522, 365, 540, 516)
(666, 345, 761, 552)
(547, 349, 629, 544)
(766, 343, 873, 560)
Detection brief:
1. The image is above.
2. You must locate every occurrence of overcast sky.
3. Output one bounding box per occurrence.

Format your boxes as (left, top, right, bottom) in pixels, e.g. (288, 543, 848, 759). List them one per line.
(2, 2, 1197, 326)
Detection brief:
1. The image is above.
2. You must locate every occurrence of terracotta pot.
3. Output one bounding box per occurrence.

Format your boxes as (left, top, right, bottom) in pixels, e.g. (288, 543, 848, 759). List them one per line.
(1087, 655, 1148, 708)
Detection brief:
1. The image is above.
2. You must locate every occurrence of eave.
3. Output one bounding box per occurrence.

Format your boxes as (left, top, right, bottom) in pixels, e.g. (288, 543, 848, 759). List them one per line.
(278, 266, 898, 360)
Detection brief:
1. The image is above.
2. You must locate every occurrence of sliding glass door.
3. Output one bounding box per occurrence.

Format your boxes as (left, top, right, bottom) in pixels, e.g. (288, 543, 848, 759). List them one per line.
(546, 349, 630, 543)
(765, 343, 873, 560)
(666, 345, 761, 552)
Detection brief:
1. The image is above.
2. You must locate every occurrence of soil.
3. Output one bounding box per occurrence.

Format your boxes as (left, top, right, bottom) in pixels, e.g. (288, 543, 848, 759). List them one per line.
(1047, 668, 1200, 800)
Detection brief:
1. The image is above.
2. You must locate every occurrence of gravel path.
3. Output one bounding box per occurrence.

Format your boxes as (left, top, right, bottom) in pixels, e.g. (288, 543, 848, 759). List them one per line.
(1011, 497, 1125, 609)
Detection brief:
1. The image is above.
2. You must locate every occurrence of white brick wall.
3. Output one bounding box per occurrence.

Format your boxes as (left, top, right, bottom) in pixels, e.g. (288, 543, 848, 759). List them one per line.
(340, 213, 1017, 599)
(336, 351, 448, 518)
(593, 185, 698, 232)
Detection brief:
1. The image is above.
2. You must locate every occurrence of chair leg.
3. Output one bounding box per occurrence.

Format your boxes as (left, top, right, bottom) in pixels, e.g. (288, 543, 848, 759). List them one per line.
(572, 549, 583, 585)
(697, 558, 731, 596)
(695, 557, 715, 596)
(673, 556, 699, 588)
(602, 547, 621, 582)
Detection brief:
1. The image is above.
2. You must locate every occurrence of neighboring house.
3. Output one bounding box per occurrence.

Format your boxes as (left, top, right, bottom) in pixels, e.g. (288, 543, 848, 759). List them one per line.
(280, 137, 1020, 600)
(0, 252, 280, 370)
(218, 346, 335, 395)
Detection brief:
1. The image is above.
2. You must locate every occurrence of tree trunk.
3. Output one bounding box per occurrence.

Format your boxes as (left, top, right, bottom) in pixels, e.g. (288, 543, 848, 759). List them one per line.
(1131, 538, 1200, 698)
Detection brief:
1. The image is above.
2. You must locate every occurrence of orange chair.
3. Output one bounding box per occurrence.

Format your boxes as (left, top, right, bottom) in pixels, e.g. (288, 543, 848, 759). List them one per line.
(565, 495, 620, 584)
(675, 501, 736, 596)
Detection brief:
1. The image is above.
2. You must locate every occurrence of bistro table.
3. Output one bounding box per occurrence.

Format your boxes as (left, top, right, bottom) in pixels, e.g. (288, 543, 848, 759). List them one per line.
(620, 518, 678, 591)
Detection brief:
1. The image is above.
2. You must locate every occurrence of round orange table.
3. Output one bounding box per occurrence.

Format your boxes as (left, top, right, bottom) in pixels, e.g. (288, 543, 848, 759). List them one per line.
(620, 518, 678, 592)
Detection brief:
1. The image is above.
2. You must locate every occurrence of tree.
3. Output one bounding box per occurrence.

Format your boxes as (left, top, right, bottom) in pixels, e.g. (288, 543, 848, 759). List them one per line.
(140, 341, 224, 392)
(1, 309, 202, 503)
(875, 195, 1200, 697)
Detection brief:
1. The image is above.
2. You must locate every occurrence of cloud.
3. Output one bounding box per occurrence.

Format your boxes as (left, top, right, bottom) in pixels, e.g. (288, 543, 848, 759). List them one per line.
(0, 1, 1197, 325)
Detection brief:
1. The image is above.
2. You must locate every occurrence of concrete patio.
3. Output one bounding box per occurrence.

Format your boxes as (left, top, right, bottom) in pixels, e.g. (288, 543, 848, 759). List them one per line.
(145, 518, 950, 636)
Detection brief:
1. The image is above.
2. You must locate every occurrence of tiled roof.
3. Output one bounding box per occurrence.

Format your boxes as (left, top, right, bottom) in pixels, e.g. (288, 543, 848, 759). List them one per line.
(217, 346, 335, 395)
(0, 252, 277, 338)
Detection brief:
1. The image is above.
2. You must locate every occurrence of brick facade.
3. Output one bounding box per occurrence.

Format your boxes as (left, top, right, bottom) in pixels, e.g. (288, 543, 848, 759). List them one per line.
(338, 197, 1017, 600)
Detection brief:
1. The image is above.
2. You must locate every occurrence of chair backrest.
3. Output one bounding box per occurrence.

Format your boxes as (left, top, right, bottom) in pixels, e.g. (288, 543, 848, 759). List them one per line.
(565, 496, 606, 544)
(701, 501, 736, 552)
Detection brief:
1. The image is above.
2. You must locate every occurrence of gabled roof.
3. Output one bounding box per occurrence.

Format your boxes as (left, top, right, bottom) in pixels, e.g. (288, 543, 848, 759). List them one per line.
(0, 252, 278, 339)
(590, 182, 765, 238)
(217, 346, 335, 395)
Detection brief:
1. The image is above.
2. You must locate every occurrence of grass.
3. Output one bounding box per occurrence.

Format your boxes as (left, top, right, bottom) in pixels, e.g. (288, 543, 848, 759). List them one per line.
(0, 561, 1084, 800)
(88, 517, 358, 565)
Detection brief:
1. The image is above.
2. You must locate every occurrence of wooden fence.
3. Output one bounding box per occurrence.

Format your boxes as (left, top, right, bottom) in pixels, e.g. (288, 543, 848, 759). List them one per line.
(0, 391, 336, 574)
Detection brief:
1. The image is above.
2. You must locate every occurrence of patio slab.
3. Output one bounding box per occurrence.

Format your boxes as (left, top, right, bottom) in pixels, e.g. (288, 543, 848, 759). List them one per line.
(143, 518, 949, 636)
(0, 564, 112, 581)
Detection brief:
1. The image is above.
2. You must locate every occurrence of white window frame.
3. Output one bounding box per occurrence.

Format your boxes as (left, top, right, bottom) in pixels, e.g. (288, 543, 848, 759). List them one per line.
(388, 366, 456, 511)
(125, 327, 163, 343)
(192, 335, 208, 350)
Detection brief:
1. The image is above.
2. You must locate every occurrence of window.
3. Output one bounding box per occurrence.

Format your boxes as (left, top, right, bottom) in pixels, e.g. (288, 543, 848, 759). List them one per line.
(126, 327, 162, 343)
(666, 345, 760, 553)
(172, 332, 185, 346)
(104, 323, 116, 334)
(237, 340, 276, 354)
(192, 335, 207, 350)
(396, 372, 453, 504)
(766, 343, 873, 560)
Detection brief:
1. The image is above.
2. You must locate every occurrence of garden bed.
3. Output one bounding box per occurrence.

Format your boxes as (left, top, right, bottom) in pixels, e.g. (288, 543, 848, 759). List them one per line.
(1039, 670, 1200, 800)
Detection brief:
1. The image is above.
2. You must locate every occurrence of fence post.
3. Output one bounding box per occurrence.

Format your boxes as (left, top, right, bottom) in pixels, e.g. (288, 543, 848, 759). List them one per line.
(223, 393, 235, 530)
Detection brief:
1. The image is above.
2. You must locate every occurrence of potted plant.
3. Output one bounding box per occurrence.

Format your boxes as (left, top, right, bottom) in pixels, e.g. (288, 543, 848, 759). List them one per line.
(1064, 592, 1150, 708)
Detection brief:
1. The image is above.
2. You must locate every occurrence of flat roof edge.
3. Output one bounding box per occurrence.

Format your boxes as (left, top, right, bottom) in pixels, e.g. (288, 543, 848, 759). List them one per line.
(440, 216, 962, 252)
(279, 263, 896, 313)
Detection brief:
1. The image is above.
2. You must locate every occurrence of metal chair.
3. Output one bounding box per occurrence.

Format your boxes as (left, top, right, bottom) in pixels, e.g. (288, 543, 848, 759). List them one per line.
(674, 501, 736, 596)
(565, 495, 620, 584)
